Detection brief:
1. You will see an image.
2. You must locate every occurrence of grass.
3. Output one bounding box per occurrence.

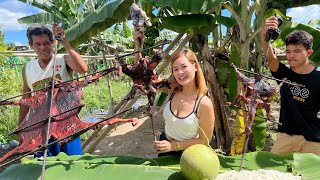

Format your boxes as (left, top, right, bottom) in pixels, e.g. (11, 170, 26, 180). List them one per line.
(79, 76, 132, 117)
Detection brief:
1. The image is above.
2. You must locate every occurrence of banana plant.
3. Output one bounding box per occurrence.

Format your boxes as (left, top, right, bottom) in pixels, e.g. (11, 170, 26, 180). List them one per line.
(18, 0, 89, 27)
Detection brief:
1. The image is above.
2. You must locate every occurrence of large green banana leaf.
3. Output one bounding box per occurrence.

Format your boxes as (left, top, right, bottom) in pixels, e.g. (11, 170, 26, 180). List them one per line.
(143, 0, 226, 14)
(280, 21, 320, 65)
(1, 163, 182, 180)
(18, 12, 64, 25)
(1, 152, 320, 179)
(0, 153, 183, 180)
(62, 0, 133, 50)
(218, 151, 294, 172)
(293, 153, 320, 180)
(162, 14, 236, 35)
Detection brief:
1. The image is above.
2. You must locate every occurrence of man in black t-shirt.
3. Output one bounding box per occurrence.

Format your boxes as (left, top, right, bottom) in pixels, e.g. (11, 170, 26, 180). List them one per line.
(261, 16, 320, 155)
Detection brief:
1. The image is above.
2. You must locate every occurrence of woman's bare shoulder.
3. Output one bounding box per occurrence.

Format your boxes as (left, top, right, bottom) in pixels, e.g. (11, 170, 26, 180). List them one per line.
(199, 95, 214, 111)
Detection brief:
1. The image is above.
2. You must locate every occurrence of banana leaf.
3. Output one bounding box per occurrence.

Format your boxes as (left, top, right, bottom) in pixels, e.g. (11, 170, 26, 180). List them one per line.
(143, 0, 226, 14)
(2, 152, 319, 179)
(215, 60, 229, 85)
(252, 109, 266, 151)
(162, 14, 236, 35)
(293, 153, 320, 180)
(61, 0, 133, 51)
(218, 151, 294, 172)
(18, 12, 64, 25)
(228, 43, 240, 101)
(0, 153, 183, 180)
(280, 21, 320, 65)
(1, 163, 182, 180)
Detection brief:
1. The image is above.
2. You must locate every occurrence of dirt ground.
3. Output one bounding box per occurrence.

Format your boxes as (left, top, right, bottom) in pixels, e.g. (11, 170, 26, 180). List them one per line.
(89, 106, 166, 158)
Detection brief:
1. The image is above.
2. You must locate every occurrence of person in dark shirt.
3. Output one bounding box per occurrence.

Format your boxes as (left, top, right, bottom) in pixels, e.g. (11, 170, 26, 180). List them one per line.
(261, 16, 320, 155)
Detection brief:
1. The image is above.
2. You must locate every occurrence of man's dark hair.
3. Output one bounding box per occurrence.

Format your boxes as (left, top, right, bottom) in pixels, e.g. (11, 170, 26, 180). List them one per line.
(27, 25, 53, 45)
(285, 30, 313, 50)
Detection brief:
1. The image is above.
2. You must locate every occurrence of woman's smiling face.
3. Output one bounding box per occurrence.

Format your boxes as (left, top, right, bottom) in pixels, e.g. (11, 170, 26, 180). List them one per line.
(171, 55, 196, 86)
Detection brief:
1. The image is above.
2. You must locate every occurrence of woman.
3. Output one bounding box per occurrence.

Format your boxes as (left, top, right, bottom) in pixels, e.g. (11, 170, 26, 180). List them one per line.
(154, 48, 215, 156)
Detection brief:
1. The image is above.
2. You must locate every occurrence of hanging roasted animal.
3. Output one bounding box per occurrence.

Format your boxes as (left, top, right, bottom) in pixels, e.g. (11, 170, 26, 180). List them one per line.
(0, 67, 138, 164)
(130, 3, 152, 32)
(231, 64, 285, 133)
(230, 63, 285, 170)
(118, 42, 169, 111)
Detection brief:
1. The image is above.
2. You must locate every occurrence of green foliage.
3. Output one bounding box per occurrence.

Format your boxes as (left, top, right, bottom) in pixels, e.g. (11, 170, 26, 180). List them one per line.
(0, 31, 8, 66)
(18, 0, 100, 28)
(218, 151, 294, 172)
(144, 0, 225, 14)
(122, 21, 132, 38)
(0, 69, 23, 143)
(144, 20, 160, 56)
(113, 23, 121, 35)
(79, 77, 131, 117)
(280, 21, 320, 65)
(294, 153, 320, 180)
(2, 152, 320, 179)
(62, 0, 133, 51)
(1, 154, 183, 180)
(252, 109, 266, 151)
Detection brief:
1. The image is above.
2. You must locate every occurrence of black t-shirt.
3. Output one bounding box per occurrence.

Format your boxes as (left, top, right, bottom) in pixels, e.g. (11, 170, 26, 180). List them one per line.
(271, 62, 320, 142)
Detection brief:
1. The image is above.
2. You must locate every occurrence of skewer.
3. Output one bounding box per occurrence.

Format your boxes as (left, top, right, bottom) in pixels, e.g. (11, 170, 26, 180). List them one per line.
(234, 66, 302, 87)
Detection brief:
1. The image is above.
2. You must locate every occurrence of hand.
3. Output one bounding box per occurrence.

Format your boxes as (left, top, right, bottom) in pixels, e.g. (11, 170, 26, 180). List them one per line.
(133, 30, 144, 47)
(167, 78, 179, 90)
(154, 140, 175, 153)
(52, 23, 65, 41)
(261, 16, 279, 41)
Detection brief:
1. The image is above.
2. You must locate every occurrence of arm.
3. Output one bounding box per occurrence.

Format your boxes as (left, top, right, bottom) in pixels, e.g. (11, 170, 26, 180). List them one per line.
(155, 96, 215, 152)
(18, 65, 31, 125)
(52, 24, 88, 74)
(261, 16, 280, 72)
(157, 77, 178, 94)
(133, 30, 144, 62)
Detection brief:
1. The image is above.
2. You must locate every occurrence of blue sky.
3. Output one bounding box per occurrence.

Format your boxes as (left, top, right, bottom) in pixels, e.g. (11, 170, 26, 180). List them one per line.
(1, 0, 320, 46)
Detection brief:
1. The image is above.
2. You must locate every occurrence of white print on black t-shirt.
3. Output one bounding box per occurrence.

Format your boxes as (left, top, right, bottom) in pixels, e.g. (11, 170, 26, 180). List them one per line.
(291, 86, 309, 98)
(317, 111, 320, 119)
(288, 80, 309, 102)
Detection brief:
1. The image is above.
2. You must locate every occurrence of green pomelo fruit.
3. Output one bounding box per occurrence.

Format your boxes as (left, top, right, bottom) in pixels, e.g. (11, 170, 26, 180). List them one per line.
(180, 144, 220, 180)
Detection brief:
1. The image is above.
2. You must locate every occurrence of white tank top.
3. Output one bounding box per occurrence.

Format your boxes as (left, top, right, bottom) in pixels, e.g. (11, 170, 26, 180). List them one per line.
(25, 54, 72, 92)
(163, 93, 204, 141)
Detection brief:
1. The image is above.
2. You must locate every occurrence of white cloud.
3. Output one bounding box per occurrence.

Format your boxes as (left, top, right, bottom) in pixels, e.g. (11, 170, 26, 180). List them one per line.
(287, 5, 320, 24)
(0, 9, 28, 31)
(0, 0, 40, 31)
(12, 41, 24, 46)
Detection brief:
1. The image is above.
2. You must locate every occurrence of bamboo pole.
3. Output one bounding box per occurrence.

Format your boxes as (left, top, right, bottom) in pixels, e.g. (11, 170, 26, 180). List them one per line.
(157, 33, 192, 74)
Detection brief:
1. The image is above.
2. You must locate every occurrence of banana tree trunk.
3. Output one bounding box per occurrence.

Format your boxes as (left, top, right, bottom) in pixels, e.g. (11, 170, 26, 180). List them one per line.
(194, 34, 232, 152)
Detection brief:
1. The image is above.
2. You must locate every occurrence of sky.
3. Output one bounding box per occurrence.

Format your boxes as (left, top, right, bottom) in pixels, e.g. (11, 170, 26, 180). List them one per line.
(1, 0, 320, 46)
